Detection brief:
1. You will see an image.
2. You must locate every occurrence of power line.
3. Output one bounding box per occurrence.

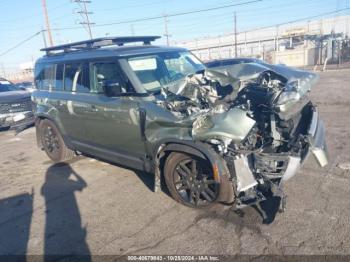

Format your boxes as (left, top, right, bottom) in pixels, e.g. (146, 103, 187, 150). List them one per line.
(0, 31, 41, 57)
(97, 0, 262, 27)
(50, 0, 262, 31)
(168, 0, 334, 32)
(74, 0, 94, 39)
(94, 0, 168, 13)
(170, 8, 350, 43)
(0, 2, 69, 24)
(239, 7, 350, 34)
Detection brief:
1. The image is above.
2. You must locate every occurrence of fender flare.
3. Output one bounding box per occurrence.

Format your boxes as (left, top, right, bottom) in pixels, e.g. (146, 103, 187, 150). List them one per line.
(153, 140, 235, 203)
(34, 115, 72, 150)
(153, 139, 229, 183)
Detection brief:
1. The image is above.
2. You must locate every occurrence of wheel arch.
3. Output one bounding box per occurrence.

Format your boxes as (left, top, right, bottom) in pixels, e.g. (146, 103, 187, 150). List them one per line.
(34, 115, 72, 150)
(153, 140, 235, 204)
(153, 139, 228, 183)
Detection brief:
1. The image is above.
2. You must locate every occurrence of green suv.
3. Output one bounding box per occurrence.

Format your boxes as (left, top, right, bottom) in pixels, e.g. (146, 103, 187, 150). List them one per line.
(32, 36, 328, 210)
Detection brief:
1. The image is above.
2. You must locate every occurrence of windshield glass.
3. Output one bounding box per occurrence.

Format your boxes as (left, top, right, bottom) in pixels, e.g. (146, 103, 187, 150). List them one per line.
(127, 51, 205, 93)
(0, 80, 17, 92)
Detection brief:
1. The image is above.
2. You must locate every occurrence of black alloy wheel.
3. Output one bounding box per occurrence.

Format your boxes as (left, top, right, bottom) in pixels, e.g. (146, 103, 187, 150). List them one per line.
(165, 153, 219, 208)
(40, 119, 75, 162)
(43, 125, 60, 155)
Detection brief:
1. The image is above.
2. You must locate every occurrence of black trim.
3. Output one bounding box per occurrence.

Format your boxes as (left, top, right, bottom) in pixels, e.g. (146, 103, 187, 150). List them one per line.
(163, 143, 206, 160)
(41, 36, 161, 54)
(72, 140, 148, 171)
(139, 108, 147, 141)
(152, 139, 227, 181)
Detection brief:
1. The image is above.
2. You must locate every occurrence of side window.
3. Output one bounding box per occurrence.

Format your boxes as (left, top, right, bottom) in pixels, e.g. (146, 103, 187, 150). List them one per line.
(64, 63, 89, 92)
(90, 62, 135, 94)
(54, 64, 64, 91)
(35, 64, 56, 90)
(34, 63, 44, 90)
(43, 64, 56, 90)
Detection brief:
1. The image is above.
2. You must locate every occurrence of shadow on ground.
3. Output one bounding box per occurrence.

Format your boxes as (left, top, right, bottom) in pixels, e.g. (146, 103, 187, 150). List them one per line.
(41, 163, 91, 261)
(0, 192, 33, 256)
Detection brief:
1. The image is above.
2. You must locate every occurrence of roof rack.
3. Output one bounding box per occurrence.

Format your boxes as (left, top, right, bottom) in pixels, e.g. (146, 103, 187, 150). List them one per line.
(41, 36, 161, 55)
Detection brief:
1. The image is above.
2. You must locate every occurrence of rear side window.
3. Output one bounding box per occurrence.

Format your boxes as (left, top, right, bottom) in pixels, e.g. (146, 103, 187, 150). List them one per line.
(35, 63, 56, 90)
(34, 63, 44, 89)
(43, 64, 56, 90)
(54, 64, 64, 91)
(64, 63, 89, 92)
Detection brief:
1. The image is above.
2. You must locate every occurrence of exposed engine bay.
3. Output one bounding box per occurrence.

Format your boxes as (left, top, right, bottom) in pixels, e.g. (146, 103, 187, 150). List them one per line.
(156, 62, 328, 211)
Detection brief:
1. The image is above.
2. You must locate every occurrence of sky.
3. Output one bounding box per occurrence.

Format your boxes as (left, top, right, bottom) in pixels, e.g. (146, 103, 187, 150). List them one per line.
(0, 0, 349, 72)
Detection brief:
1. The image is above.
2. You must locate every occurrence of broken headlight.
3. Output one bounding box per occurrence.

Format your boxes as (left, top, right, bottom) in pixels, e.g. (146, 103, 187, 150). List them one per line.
(276, 91, 301, 105)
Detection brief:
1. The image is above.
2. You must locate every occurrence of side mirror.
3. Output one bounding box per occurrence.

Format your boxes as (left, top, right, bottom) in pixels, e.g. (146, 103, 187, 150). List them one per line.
(102, 80, 122, 97)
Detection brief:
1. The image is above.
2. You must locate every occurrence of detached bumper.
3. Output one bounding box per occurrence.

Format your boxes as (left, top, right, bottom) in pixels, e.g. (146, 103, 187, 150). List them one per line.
(0, 111, 34, 129)
(307, 109, 328, 167)
(282, 108, 328, 181)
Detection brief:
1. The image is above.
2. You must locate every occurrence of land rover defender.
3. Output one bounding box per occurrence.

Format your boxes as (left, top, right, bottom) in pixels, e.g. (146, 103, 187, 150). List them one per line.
(32, 36, 328, 210)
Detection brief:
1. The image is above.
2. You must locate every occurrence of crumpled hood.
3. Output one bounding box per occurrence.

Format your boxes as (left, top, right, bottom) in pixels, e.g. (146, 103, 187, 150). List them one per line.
(161, 69, 239, 104)
(208, 62, 319, 93)
(0, 90, 31, 103)
(162, 62, 319, 107)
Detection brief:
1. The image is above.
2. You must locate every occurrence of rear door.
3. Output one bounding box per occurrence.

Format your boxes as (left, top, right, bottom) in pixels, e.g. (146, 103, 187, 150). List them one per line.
(52, 62, 91, 142)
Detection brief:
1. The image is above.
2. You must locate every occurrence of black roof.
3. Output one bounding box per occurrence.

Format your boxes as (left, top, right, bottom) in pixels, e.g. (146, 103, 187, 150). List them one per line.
(37, 46, 187, 64)
(36, 35, 188, 63)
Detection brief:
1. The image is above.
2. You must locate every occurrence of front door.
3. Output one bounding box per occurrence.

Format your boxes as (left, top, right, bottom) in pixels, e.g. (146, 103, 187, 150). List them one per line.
(77, 60, 146, 168)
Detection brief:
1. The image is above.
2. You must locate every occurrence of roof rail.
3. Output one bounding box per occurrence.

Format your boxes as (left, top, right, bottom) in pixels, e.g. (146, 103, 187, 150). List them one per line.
(41, 36, 161, 55)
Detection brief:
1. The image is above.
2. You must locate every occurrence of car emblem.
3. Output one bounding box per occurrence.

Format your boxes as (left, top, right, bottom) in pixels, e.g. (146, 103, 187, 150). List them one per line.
(11, 103, 21, 107)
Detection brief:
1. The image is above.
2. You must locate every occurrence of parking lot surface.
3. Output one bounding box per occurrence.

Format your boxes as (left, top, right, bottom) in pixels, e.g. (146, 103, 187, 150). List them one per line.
(0, 69, 350, 256)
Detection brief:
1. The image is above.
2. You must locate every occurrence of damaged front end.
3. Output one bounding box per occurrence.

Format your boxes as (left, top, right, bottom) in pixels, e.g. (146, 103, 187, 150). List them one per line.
(160, 62, 328, 210)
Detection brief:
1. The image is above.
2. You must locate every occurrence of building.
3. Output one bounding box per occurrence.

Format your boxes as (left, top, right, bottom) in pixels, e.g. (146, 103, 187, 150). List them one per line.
(174, 15, 350, 67)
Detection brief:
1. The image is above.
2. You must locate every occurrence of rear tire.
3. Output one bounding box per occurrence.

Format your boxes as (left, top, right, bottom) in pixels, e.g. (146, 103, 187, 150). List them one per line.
(39, 119, 75, 163)
(164, 152, 233, 208)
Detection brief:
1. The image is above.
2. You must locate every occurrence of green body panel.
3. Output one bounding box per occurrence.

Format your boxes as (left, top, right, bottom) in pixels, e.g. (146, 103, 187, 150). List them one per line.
(192, 108, 256, 142)
(33, 89, 254, 159)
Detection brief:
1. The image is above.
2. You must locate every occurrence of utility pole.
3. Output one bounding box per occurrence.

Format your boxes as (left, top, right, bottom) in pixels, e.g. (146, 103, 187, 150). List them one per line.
(234, 11, 238, 57)
(163, 15, 171, 46)
(41, 0, 53, 46)
(74, 0, 94, 39)
(41, 28, 48, 48)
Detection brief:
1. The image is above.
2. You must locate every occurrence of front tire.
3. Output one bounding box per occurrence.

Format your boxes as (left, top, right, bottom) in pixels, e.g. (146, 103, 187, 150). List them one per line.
(164, 152, 232, 208)
(39, 119, 75, 163)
